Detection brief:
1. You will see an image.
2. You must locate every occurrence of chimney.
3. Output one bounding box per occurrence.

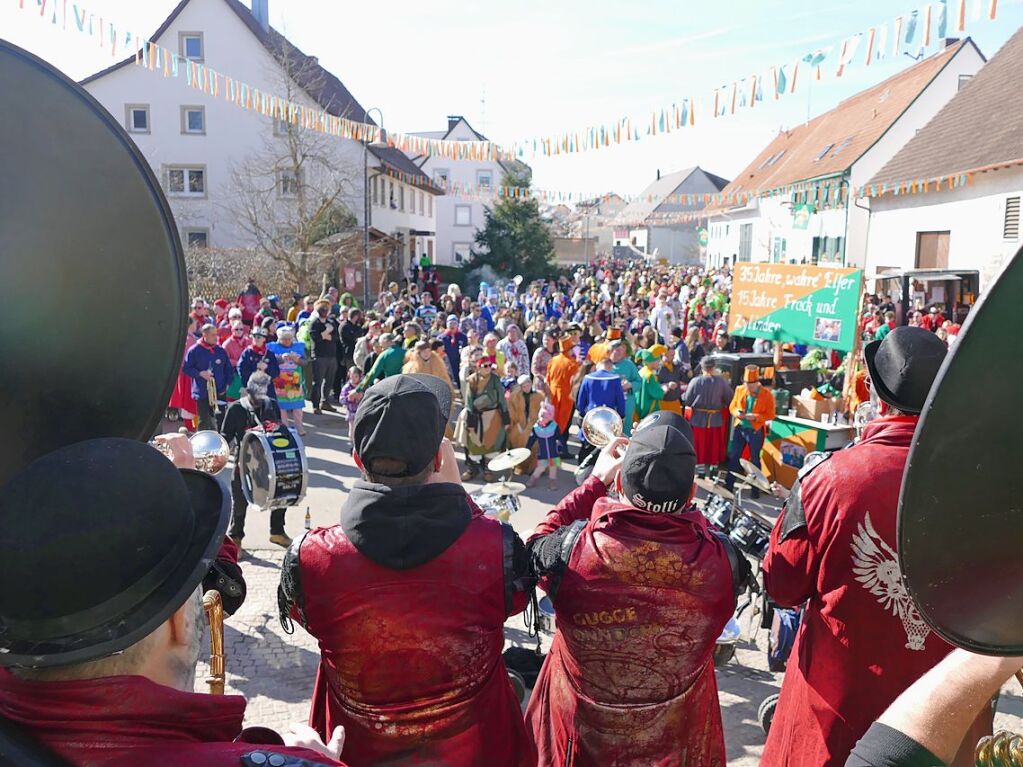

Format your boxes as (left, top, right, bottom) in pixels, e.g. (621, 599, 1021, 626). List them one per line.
(656, 169, 661, 180)
(251, 0, 269, 32)
(447, 115, 461, 133)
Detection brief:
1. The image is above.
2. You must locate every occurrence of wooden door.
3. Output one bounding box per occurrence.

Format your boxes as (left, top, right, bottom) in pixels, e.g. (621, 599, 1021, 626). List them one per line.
(915, 231, 950, 269)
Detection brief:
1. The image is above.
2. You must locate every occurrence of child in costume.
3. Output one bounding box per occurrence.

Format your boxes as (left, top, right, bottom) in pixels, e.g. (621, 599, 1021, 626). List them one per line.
(339, 366, 363, 450)
(527, 400, 561, 490)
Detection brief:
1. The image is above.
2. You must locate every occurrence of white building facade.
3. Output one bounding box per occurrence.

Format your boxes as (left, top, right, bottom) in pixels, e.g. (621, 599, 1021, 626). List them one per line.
(412, 116, 509, 266)
(367, 147, 443, 269)
(865, 171, 1022, 289)
(81, 0, 372, 251)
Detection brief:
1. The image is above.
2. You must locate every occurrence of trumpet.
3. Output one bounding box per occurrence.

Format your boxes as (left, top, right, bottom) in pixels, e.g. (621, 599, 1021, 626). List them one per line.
(202, 589, 226, 695)
(581, 406, 624, 447)
(149, 429, 231, 475)
(575, 407, 626, 486)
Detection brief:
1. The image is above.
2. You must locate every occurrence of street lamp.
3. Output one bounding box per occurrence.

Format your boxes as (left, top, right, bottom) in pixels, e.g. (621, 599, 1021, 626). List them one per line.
(362, 107, 387, 308)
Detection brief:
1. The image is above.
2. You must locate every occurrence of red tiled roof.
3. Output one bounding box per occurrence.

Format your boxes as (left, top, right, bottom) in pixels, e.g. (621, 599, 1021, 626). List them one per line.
(871, 28, 1023, 186)
(713, 40, 971, 205)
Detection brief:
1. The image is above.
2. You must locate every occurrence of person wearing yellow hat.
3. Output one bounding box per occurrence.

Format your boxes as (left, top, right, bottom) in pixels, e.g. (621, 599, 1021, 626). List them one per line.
(546, 336, 581, 455)
(724, 364, 776, 496)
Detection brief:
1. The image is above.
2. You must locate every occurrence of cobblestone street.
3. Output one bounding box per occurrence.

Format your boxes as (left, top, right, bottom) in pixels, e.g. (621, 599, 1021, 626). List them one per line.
(195, 410, 1023, 766)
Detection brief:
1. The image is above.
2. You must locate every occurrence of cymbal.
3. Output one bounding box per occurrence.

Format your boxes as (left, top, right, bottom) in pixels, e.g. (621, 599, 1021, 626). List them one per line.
(487, 448, 533, 472)
(481, 481, 527, 497)
(740, 459, 774, 493)
(694, 478, 735, 502)
(730, 471, 774, 495)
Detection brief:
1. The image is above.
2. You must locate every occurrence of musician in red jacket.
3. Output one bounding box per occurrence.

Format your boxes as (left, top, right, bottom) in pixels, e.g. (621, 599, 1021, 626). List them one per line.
(0, 437, 347, 767)
(278, 374, 534, 767)
(761, 327, 984, 767)
(525, 412, 748, 767)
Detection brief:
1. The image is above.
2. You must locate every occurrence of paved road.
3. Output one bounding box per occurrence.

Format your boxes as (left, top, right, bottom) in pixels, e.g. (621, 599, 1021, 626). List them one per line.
(190, 406, 1023, 766)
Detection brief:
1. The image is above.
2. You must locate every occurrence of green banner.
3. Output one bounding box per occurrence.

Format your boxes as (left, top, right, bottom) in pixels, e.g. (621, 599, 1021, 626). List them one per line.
(728, 263, 863, 352)
(792, 203, 815, 230)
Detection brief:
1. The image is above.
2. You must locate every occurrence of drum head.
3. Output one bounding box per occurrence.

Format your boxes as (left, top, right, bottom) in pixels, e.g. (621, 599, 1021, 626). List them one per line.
(0, 41, 186, 484)
(239, 431, 274, 509)
(899, 247, 1023, 653)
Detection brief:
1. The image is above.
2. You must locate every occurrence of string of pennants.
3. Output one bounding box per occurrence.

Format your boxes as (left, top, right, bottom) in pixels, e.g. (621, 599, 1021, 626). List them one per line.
(16, 0, 507, 162)
(508, 0, 1000, 157)
(379, 163, 979, 216)
(16, 0, 1001, 162)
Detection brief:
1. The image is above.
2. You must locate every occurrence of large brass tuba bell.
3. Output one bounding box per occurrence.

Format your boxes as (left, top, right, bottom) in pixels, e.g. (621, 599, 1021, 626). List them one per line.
(580, 406, 624, 448)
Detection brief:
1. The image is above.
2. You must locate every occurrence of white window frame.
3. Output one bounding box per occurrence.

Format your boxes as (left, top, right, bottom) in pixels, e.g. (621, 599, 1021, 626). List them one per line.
(476, 169, 493, 189)
(454, 204, 472, 227)
(180, 105, 206, 135)
(179, 31, 204, 62)
(183, 228, 210, 249)
(418, 191, 424, 215)
(166, 165, 207, 198)
(277, 168, 301, 198)
(433, 168, 450, 186)
(273, 117, 291, 137)
(453, 242, 472, 263)
(428, 196, 434, 218)
(125, 104, 150, 134)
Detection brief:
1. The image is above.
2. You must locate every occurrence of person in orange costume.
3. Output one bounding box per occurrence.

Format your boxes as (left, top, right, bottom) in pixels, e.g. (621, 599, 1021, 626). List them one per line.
(546, 336, 581, 455)
(723, 364, 776, 496)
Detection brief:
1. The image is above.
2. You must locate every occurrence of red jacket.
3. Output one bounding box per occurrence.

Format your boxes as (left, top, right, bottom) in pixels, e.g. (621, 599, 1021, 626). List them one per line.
(761, 416, 953, 767)
(525, 477, 734, 767)
(0, 670, 346, 766)
(288, 494, 532, 767)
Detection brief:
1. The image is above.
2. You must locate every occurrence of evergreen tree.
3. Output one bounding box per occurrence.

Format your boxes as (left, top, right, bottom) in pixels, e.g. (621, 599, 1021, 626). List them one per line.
(464, 167, 556, 285)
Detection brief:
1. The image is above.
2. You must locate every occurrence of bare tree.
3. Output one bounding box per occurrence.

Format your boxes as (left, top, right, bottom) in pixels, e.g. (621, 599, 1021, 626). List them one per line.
(225, 48, 360, 293)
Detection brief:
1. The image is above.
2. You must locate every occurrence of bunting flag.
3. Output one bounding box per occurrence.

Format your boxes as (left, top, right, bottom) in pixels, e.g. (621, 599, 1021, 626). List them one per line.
(14, 0, 1004, 160)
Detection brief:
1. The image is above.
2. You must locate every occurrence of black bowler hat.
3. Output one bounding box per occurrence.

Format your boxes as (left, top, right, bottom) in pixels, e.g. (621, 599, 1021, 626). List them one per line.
(0, 438, 229, 668)
(620, 425, 697, 514)
(353, 374, 451, 477)
(864, 326, 947, 414)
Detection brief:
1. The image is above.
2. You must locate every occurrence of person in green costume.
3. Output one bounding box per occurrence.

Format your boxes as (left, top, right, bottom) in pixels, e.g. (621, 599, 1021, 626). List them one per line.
(610, 340, 642, 436)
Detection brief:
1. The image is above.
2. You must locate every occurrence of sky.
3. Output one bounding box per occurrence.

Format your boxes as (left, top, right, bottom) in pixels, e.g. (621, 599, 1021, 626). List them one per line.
(3, 0, 1023, 200)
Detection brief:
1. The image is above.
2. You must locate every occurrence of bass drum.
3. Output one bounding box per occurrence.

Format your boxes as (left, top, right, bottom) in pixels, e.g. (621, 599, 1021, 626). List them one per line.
(238, 427, 309, 510)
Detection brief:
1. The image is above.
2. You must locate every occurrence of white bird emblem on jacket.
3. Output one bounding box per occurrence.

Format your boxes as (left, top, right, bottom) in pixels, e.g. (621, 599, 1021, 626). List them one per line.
(850, 512, 932, 651)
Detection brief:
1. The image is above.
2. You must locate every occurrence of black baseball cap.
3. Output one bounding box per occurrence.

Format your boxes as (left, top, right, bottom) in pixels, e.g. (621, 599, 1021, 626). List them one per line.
(620, 424, 697, 514)
(353, 374, 451, 477)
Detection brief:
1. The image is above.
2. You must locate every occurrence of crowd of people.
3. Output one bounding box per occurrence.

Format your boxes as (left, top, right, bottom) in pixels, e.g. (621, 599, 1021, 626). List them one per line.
(6, 260, 1014, 767)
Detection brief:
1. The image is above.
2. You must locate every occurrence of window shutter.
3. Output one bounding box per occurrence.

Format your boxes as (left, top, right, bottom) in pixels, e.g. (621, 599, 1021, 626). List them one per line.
(1005, 197, 1020, 240)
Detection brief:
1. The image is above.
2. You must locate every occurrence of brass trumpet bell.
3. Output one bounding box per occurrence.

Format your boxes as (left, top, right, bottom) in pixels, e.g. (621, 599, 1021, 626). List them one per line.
(151, 430, 231, 475)
(581, 407, 624, 448)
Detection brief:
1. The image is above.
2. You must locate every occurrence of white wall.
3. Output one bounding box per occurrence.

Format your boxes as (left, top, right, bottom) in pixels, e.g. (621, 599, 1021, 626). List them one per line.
(83, 0, 366, 249)
(417, 119, 506, 266)
(368, 171, 439, 266)
(866, 170, 1023, 290)
(847, 41, 986, 266)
